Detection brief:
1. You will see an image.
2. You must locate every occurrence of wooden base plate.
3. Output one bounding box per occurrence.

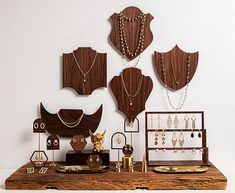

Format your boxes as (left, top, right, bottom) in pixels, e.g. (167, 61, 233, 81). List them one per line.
(5, 162, 227, 190)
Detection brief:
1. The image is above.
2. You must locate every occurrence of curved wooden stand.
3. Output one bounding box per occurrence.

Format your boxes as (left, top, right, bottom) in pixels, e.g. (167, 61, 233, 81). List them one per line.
(110, 68, 153, 124)
(63, 47, 107, 95)
(40, 103, 103, 138)
(109, 6, 154, 61)
(154, 45, 199, 90)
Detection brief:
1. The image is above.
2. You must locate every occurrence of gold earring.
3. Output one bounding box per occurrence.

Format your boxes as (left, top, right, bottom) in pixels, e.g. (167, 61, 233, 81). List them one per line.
(162, 129, 166, 145)
(154, 129, 159, 145)
(191, 115, 196, 138)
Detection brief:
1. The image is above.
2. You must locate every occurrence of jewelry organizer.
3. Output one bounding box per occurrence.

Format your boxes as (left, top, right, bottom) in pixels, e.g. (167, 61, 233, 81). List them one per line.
(145, 111, 210, 166)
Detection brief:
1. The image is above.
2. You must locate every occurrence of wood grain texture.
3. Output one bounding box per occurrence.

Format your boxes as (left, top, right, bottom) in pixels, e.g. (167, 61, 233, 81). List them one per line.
(5, 162, 227, 190)
(40, 103, 103, 138)
(110, 68, 153, 124)
(63, 47, 107, 95)
(109, 6, 154, 61)
(154, 45, 199, 90)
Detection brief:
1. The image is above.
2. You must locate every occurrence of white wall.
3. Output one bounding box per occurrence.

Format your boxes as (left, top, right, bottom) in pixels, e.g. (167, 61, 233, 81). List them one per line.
(0, 0, 235, 169)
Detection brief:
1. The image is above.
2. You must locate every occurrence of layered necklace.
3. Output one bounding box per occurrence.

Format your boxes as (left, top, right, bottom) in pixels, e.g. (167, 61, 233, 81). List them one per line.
(118, 12, 146, 66)
(72, 51, 97, 83)
(57, 112, 84, 128)
(121, 72, 143, 106)
(160, 53, 191, 110)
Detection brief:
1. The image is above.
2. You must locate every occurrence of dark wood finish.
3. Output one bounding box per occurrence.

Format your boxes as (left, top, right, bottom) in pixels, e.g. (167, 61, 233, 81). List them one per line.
(66, 150, 110, 166)
(109, 6, 154, 60)
(110, 68, 153, 123)
(40, 103, 103, 138)
(145, 111, 208, 166)
(154, 45, 199, 90)
(63, 47, 107, 95)
(5, 162, 227, 190)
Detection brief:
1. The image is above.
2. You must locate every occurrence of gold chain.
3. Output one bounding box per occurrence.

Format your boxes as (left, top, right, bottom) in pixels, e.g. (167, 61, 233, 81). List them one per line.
(121, 72, 143, 106)
(57, 112, 84, 128)
(72, 51, 97, 82)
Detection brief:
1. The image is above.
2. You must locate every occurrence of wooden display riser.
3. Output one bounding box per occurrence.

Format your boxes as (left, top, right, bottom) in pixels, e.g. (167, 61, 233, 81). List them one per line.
(5, 162, 227, 190)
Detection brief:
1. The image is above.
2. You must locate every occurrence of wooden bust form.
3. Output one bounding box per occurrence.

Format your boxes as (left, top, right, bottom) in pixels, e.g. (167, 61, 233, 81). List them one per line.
(110, 68, 153, 124)
(154, 45, 199, 90)
(63, 47, 107, 95)
(109, 6, 154, 61)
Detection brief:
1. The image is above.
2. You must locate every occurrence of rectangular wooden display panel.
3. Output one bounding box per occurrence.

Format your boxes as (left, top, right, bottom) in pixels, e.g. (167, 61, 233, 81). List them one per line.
(5, 162, 227, 190)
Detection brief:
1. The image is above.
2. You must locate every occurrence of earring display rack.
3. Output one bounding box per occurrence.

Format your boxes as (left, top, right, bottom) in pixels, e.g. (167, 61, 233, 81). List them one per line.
(145, 111, 210, 166)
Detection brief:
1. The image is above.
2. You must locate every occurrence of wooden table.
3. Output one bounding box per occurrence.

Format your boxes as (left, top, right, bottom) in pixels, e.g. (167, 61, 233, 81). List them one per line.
(5, 162, 227, 190)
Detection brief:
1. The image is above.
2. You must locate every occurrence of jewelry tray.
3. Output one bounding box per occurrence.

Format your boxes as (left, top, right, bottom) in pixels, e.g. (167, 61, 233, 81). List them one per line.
(153, 165, 208, 173)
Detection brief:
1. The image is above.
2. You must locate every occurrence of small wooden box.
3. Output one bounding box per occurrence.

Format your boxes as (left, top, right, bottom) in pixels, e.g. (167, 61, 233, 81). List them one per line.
(66, 150, 110, 166)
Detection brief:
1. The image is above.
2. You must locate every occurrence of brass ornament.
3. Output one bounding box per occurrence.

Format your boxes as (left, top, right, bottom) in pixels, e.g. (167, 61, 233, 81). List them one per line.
(89, 130, 106, 152)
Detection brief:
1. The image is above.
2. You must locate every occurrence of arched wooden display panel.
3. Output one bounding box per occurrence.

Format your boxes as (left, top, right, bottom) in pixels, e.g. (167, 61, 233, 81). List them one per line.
(109, 6, 154, 61)
(110, 67, 153, 124)
(63, 47, 107, 95)
(40, 103, 103, 138)
(154, 45, 199, 90)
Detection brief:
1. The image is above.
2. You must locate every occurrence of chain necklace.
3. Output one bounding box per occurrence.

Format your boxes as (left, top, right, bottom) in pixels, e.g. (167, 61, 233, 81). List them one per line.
(72, 51, 97, 83)
(121, 72, 143, 106)
(171, 51, 181, 85)
(57, 112, 84, 128)
(160, 53, 191, 110)
(118, 12, 146, 59)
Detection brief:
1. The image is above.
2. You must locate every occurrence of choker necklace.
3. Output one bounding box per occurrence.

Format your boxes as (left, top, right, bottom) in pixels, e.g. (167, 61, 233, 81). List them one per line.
(72, 51, 97, 83)
(121, 72, 143, 106)
(160, 53, 191, 110)
(57, 112, 84, 128)
(118, 12, 146, 60)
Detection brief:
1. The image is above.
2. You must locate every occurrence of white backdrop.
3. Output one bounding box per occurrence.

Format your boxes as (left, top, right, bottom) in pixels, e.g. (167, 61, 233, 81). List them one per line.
(0, 0, 235, 170)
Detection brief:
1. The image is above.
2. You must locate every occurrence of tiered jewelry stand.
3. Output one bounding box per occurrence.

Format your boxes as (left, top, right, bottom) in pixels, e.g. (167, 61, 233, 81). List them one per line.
(145, 111, 210, 166)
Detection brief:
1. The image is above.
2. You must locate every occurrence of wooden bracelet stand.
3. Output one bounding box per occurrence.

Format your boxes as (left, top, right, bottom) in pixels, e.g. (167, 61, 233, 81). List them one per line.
(109, 6, 154, 60)
(154, 45, 199, 90)
(63, 47, 107, 95)
(145, 111, 210, 166)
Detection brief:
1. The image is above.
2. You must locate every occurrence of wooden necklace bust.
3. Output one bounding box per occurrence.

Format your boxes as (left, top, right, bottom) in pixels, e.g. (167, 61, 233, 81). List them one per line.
(109, 6, 154, 61)
(63, 47, 107, 95)
(110, 68, 153, 124)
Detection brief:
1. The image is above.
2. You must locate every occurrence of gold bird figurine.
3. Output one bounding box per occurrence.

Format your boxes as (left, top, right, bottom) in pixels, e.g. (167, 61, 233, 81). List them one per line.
(89, 130, 106, 152)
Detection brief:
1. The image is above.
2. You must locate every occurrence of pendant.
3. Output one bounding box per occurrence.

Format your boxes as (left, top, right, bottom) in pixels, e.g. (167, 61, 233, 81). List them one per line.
(129, 121, 134, 128)
(130, 102, 133, 106)
(83, 78, 86, 83)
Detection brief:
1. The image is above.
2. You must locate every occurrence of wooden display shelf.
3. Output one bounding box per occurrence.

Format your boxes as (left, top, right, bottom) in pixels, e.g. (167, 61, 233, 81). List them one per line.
(5, 162, 227, 190)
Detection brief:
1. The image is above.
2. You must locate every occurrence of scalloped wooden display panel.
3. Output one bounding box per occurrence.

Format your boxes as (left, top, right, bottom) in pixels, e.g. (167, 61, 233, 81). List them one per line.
(63, 47, 107, 95)
(110, 68, 153, 124)
(40, 103, 103, 138)
(109, 6, 154, 61)
(154, 45, 199, 90)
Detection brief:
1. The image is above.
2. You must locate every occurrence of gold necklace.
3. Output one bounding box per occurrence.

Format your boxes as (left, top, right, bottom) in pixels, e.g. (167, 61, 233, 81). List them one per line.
(72, 52, 97, 83)
(57, 112, 84, 128)
(121, 72, 143, 106)
(161, 53, 191, 110)
(118, 12, 146, 59)
(171, 51, 180, 85)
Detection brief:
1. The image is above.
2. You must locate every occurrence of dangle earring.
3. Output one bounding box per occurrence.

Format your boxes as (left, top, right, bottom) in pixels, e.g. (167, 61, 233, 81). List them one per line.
(157, 114, 165, 145)
(184, 115, 189, 129)
(191, 115, 196, 138)
(172, 115, 179, 153)
(178, 131, 185, 153)
(154, 128, 159, 145)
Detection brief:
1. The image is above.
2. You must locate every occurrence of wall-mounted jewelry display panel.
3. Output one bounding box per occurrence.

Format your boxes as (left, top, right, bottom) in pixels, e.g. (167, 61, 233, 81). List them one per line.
(145, 111, 209, 166)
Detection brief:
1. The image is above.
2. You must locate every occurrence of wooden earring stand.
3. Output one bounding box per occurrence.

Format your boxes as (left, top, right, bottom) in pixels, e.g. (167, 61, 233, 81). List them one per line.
(145, 111, 209, 166)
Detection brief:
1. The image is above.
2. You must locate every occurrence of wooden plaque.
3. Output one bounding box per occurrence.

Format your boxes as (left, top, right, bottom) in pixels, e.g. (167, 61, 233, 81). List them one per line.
(110, 6, 154, 61)
(63, 47, 107, 95)
(154, 45, 199, 90)
(110, 68, 153, 124)
(40, 103, 103, 138)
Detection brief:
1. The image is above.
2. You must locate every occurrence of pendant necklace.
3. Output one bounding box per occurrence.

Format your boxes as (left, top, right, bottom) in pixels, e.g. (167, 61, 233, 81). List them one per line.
(72, 51, 97, 83)
(160, 53, 191, 110)
(121, 72, 143, 106)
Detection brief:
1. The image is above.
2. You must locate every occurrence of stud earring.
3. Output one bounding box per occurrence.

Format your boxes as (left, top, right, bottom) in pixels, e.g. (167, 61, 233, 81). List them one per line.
(192, 149, 196, 154)
(191, 115, 196, 138)
(96, 156, 99, 162)
(89, 156, 93, 162)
